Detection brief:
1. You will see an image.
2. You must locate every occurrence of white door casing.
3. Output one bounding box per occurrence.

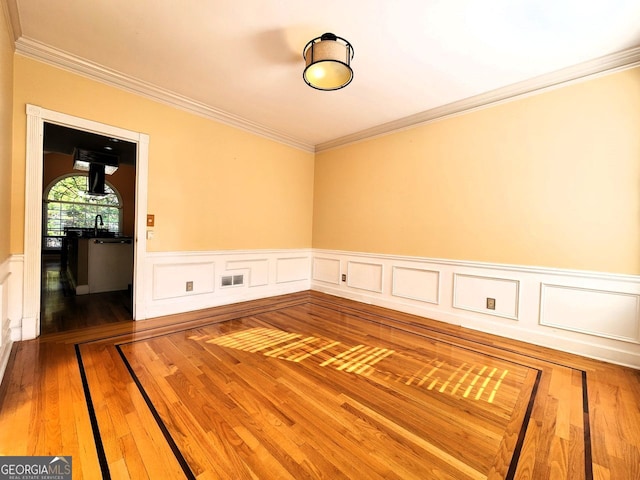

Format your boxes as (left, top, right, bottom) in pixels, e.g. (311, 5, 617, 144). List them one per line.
(23, 104, 149, 339)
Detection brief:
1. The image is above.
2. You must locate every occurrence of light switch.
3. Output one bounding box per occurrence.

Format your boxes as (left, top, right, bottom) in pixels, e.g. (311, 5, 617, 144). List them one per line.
(147, 214, 155, 226)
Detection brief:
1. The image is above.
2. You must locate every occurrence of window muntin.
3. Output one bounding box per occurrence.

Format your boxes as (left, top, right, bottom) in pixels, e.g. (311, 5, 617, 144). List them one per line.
(44, 175, 123, 247)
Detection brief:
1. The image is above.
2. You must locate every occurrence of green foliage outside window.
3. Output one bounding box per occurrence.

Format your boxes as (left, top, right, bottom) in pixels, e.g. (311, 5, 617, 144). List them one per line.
(45, 175, 122, 238)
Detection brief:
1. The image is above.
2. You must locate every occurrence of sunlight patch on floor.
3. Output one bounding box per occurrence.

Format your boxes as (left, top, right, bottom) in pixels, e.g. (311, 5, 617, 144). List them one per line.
(197, 326, 509, 403)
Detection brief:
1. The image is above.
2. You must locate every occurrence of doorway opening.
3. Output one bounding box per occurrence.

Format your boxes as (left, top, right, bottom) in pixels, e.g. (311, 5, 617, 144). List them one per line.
(22, 105, 149, 339)
(40, 124, 137, 334)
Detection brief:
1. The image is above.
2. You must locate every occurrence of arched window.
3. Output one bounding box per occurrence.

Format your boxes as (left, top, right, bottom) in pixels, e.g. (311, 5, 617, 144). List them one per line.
(43, 174, 122, 249)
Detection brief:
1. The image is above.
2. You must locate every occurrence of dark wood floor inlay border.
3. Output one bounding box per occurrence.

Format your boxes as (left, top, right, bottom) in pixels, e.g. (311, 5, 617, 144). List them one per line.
(116, 305, 544, 478)
(71, 293, 596, 479)
(75, 344, 112, 480)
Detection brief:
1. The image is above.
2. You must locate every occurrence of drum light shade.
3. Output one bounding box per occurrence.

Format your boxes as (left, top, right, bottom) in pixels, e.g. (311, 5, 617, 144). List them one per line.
(303, 33, 354, 90)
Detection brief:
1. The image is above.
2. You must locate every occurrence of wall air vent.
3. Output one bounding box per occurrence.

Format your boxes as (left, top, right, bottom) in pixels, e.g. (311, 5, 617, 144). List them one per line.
(221, 274, 244, 287)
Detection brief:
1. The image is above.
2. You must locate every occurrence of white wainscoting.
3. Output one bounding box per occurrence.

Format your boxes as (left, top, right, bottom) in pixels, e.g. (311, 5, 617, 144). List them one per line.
(3, 247, 638, 379)
(453, 274, 519, 320)
(540, 284, 640, 343)
(152, 262, 216, 300)
(392, 266, 440, 305)
(0, 257, 14, 384)
(347, 261, 384, 293)
(312, 257, 341, 285)
(227, 259, 269, 287)
(311, 249, 640, 369)
(143, 249, 312, 319)
(7, 255, 23, 342)
(276, 257, 311, 284)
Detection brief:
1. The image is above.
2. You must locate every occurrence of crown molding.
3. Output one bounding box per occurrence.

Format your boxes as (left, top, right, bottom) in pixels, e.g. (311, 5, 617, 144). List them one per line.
(316, 46, 640, 152)
(14, 36, 315, 153)
(13, 35, 640, 155)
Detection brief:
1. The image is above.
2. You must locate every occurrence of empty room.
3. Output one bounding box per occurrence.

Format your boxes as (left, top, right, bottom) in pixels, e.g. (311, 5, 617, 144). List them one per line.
(0, 1, 639, 479)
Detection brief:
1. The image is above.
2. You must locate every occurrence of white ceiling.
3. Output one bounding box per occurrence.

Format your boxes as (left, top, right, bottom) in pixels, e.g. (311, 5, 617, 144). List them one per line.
(6, 0, 640, 151)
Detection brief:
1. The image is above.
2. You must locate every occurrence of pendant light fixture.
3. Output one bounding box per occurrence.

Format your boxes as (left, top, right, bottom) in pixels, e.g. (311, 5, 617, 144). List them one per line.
(303, 33, 354, 91)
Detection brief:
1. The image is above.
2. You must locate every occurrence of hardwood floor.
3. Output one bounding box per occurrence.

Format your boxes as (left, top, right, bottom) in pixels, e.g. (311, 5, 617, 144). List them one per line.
(40, 255, 132, 334)
(1, 291, 639, 479)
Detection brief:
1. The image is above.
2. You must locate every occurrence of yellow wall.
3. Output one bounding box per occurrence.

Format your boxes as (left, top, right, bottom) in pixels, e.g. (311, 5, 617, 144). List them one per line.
(9, 54, 640, 275)
(11, 56, 315, 253)
(313, 68, 640, 275)
(0, 6, 13, 261)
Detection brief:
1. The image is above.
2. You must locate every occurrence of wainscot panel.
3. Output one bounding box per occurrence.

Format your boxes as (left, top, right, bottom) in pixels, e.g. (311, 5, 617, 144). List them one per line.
(152, 262, 216, 300)
(311, 249, 640, 369)
(312, 257, 341, 285)
(0, 256, 14, 384)
(392, 266, 440, 304)
(347, 261, 384, 293)
(276, 256, 310, 284)
(7, 255, 23, 342)
(540, 283, 640, 343)
(143, 249, 311, 319)
(226, 259, 269, 287)
(453, 273, 519, 320)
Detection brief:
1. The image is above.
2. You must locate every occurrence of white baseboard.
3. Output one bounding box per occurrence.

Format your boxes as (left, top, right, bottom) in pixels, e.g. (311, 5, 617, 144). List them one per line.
(311, 250, 640, 369)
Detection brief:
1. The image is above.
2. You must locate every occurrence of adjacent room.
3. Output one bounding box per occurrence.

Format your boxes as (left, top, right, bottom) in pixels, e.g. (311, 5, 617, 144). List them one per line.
(0, 1, 639, 479)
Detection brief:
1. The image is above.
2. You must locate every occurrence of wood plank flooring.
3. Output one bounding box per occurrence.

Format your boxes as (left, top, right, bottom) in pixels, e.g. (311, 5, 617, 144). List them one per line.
(1, 291, 639, 479)
(40, 255, 132, 334)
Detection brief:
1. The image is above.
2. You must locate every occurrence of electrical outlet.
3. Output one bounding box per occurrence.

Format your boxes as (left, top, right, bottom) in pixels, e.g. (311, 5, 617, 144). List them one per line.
(186, 281, 193, 292)
(341, 274, 347, 282)
(486, 298, 496, 310)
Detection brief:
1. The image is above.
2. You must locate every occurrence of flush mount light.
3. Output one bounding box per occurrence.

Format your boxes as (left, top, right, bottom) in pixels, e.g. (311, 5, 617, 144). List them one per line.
(303, 33, 354, 91)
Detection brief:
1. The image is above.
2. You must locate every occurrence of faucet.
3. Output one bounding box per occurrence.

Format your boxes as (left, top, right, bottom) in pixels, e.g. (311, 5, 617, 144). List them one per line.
(94, 214, 104, 237)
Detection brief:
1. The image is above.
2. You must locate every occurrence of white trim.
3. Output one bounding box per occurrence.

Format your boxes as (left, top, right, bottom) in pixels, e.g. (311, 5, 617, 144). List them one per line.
(391, 266, 440, 305)
(14, 37, 313, 153)
(143, 249, 311, 319)
(5, 243, 640, 370)
(316, 47, 640, 152)
(0, 256, 13, 384)
(23, 106, 43, 338)
(346, 260, 384, 293)
(146, 248, 310, 259)
(23, 105, 149, 338)
(311, 249, 640, 369)
(0, 343, 11, 387)
(312, 257, 341, 285)
(12, 37, 640, 154)
(312, 249, 640, 284)
(539, 283, 640, 344)
(452, 273, 520, 321)
(6, 255, 22, 341)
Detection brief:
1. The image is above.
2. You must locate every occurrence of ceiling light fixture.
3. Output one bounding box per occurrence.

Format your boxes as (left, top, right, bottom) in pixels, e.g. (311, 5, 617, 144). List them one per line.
(303, 33, 354, 91)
